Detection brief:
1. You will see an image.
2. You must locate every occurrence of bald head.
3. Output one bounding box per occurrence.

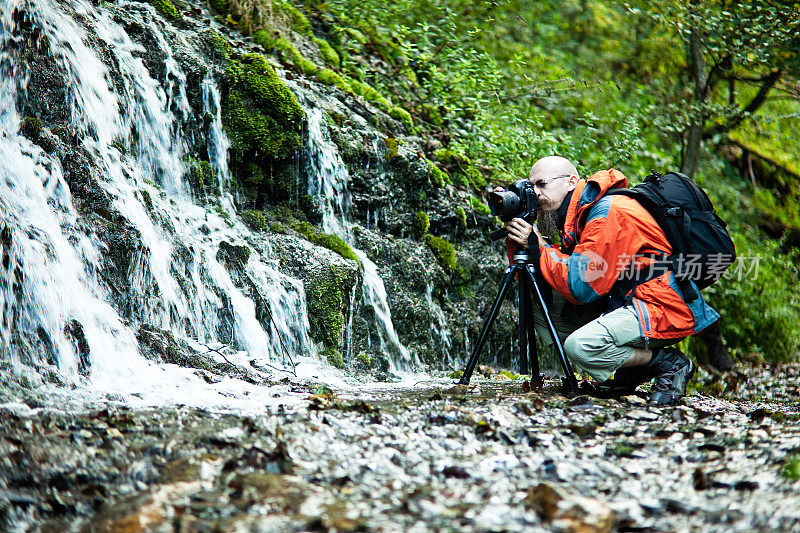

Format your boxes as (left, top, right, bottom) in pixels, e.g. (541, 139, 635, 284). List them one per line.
(528, 156, 580, 212)
(529, 156, 579, 182)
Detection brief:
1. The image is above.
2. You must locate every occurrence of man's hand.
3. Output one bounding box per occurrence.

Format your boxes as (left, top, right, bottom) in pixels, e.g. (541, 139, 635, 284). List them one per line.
(506, 217, 545, 249)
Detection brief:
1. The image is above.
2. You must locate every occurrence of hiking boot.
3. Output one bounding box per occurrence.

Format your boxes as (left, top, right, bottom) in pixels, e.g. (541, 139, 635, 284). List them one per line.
(647, 347, 696, 405)
(595, 365, 657, 395)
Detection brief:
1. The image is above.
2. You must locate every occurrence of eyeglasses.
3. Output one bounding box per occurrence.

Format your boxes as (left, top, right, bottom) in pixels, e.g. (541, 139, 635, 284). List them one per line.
(532, 174, 571, 192)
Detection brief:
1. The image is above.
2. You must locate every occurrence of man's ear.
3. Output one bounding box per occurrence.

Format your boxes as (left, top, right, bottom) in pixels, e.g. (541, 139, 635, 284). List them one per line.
(567, 175, 579, 190)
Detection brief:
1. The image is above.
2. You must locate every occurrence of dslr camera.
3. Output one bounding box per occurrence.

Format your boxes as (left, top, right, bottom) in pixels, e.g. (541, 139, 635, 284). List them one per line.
(488, 179, 538, 223)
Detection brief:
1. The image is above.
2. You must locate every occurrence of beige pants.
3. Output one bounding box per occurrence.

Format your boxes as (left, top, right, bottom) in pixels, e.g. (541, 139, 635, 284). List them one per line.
(533, 293, 680, 382)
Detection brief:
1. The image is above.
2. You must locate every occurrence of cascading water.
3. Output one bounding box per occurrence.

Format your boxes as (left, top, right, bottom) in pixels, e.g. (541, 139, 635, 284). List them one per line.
(303, 106, 417, 371)
(0, 0, 336, 407)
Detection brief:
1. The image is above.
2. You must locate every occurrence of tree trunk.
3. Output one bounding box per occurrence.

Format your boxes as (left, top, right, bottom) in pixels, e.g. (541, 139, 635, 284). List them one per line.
(681, 23, 708, 178)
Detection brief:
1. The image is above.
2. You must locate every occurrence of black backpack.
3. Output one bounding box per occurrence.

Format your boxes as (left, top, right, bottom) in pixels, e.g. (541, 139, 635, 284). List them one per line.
(606, 170, 736, 301)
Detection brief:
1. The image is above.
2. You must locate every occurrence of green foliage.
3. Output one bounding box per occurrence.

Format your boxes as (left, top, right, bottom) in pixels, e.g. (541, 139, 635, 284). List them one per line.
(111, 139, 127, 155)
(705, 230, 800, 363)
(241, 209, 267, 230)
(411, 211, 429, 239)
(21, 116, 42, 139)
(424, 234, 456, 272)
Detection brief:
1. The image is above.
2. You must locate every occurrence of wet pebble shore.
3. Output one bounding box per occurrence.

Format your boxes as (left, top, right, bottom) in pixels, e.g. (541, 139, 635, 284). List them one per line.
(2, 365, 800, 532)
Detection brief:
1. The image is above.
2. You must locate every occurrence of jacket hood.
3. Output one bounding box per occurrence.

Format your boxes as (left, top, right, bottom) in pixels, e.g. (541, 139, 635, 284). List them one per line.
(561, 169, 628, 251)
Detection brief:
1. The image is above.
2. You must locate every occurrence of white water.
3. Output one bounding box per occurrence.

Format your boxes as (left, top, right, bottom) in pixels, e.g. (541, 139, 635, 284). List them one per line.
(0, 0, 341, 410)
(303, 107, 417, 371)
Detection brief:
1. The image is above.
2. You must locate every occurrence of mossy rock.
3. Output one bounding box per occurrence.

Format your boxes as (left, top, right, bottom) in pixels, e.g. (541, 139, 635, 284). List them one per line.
(471, 196, 491, 216)
(292, 221, 360, 265)
(21, 117, 42, 140)
(428, 160, 449, 187)
(389, 106, 413, 131)
(425, 234, 456, 272)
(207, 30, 231, 59)
(149, 0, 181, 20)
(411, 211, 429, 239)
(274, 0, 312, 35)
(321, 346, 345, 369)
(313, 37, 340, 68)
(253, 29, 276, 49)
(241, 210, 266, 231)
(455, 206, 467, 228)
(222, 53, 303, 197)
(316, 68, 351, 93)
(421, 103, 443, 127)
(189, 159, 217, 195)
(306, 267, 347, 348)
(217, 241, 251, 271)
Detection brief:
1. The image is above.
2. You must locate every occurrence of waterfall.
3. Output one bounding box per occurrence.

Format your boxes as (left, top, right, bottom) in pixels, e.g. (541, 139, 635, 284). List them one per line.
(303, 107, 417, 371)
(0, 0, 323, 406)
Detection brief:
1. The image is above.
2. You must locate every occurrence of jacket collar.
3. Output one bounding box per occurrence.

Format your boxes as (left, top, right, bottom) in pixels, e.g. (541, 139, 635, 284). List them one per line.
(561, 169, 628, 251)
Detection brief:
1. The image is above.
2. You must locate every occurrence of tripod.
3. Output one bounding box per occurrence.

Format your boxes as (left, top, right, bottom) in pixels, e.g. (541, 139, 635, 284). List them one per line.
(457, 249, 579, 394)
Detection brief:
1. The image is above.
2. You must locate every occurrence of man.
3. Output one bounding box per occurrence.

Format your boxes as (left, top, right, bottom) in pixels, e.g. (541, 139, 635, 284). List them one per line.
(503, 156, 719, 404)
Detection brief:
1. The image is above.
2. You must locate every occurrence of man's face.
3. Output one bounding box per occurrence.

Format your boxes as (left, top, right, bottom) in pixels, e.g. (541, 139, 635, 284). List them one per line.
(529, 172, 575, 212)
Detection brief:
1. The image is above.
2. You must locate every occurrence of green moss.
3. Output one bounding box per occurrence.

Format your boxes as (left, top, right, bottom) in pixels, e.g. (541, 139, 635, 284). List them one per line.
(222, 54, 303, 165)
(252, 29, 275, 49)
(389, 106, 413, 131)
(422, 103, 443, 127)
(314, 37, 340, 68)
(189, 159, 216, 194)
(307, 269, 346, 348)
(425, 234, 456, 272)
(428, 161, 449, 186)
(471, 196, 491, 216)
(292, 221, 360, 265)
(321, 347, 345, 369)
(275, 0, 312, 35)
(455, 206, 467, 228)
(150, 0, 181, 20)
(207, 31, 231, 60)
(411, 211, 430, 239)
(316, 68, 351, 93)
(356, 352, 372, 368)
(21, 117, 42, 139)
(241, 210, 267, 230)
(215, 205, 231, 223)
(347, 78, 391, 109)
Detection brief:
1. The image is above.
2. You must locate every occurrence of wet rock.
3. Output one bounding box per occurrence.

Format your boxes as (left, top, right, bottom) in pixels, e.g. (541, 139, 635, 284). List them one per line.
(524, 482, 617, 533)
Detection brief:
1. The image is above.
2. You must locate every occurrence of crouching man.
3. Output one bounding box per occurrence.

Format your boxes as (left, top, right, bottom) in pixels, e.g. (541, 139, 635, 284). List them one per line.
(503, 156, 719, 404)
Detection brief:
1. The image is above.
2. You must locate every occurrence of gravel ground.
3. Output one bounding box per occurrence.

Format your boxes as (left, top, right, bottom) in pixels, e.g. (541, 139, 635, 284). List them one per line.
(1, 364, 800, 532)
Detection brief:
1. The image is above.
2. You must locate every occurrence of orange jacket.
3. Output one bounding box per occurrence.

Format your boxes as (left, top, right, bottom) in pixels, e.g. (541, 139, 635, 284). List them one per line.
(532, 169, 718, 340)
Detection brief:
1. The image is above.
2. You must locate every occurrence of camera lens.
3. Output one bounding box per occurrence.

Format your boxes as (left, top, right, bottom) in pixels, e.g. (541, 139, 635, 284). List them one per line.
(488, 190, 521, 222)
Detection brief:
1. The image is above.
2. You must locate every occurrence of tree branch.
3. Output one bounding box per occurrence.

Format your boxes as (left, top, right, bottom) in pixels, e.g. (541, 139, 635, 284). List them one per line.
(704, 68, 783, 139)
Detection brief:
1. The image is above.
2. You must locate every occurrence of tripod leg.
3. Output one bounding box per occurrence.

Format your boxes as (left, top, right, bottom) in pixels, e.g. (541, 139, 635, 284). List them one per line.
(518, 275, 529, 375)
(457, 267, 518, 385)
(526, 301, 543, 389)
(523, 264, 579, 393)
